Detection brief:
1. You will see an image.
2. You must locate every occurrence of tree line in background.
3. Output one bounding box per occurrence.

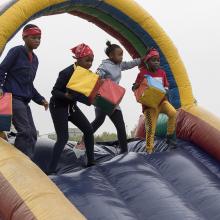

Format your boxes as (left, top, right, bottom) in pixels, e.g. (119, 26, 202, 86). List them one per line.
(47, 127, 136, 142)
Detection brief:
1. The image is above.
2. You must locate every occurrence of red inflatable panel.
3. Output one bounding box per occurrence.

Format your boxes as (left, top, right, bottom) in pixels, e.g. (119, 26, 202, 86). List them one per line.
(176, 109, 220, 161)
(134, 114, 145, 139)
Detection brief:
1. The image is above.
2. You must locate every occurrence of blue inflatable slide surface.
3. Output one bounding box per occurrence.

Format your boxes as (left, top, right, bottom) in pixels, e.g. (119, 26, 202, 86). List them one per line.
(33, 138, 220, 220)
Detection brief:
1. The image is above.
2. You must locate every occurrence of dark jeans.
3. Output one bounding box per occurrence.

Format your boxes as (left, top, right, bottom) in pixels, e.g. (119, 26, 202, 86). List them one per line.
(91, 107, 128, 153)
(49, 103, 94, 171)
(12, 98, 37, 158)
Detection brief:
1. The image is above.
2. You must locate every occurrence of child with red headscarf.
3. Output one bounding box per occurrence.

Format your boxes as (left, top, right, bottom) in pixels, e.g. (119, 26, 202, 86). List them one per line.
(0, 24, 48, 158)
(133, 48, 176, 154)
(49, 43, 95, 173)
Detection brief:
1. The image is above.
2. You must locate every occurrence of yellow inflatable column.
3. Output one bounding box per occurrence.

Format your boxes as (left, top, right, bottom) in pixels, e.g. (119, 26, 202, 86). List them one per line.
(0, 139, 86, 220)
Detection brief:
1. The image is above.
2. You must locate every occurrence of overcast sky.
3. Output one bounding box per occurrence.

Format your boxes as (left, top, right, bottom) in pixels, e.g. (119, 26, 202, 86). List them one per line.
(1, 0, 220, 135)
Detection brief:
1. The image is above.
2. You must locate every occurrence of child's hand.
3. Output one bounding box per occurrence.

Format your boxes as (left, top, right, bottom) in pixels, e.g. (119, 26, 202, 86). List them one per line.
(104, 75, 111, 80)
(65, 92, 75, 101)
(165, 88, 169, 101)
(132, 83, 140, 91)
(141, 56, 146, 62)
(42, 99, 49, 111)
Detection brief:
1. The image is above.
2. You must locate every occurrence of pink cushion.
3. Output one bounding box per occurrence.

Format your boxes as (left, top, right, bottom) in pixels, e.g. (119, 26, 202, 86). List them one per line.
(0, 93, 12, 115)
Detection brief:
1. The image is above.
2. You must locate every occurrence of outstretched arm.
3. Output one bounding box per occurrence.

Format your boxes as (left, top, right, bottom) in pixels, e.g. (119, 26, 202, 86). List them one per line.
(120, 58, 141, 71)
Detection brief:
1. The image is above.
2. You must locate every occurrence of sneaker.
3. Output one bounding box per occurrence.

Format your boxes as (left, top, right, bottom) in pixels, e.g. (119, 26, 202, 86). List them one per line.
(146, 147, 153, 154)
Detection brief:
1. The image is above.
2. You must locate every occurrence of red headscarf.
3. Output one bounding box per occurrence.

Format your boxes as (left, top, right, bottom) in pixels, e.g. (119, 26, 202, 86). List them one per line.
(22, 27, 41, 37)
(144, 48, 160, 62)
(71, 43, 94, 59)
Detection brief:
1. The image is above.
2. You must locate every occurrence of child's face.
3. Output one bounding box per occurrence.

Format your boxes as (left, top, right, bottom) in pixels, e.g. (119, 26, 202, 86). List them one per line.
(77, 55, 94, 69)
(109, 47, 123, 64)
(147, 56, 160, 71)
(23, 35, 41, 50)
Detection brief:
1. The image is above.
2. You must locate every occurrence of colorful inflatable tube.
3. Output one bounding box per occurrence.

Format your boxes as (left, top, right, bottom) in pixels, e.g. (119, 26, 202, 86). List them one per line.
(0, 0, 220, 219)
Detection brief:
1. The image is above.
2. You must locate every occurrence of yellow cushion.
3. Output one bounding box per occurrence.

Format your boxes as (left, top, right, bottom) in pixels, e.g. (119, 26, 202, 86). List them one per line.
(66, 66, 99, 97)
(139, 87, 165, 108)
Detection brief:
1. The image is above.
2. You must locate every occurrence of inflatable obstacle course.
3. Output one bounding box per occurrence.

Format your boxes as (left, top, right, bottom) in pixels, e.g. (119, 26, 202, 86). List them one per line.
(1, 0, 220, 219)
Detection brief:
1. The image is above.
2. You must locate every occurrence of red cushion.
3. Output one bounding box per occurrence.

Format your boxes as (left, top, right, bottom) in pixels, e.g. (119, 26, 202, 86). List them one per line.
(0, 93, 12, 115)
(96, 79, 125, 105)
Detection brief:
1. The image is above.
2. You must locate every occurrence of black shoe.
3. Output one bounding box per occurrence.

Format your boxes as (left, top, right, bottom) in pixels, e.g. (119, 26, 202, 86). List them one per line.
(45, 169, 57, 175)
(119, 148, 128, 154)
(46, 164, 57, 175)
(167, 143, 177, 151)
(86, 161, 97, 167)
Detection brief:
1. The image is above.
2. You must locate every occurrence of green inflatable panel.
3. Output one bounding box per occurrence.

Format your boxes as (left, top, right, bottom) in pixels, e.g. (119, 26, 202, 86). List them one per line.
(155, 113, 168, 138)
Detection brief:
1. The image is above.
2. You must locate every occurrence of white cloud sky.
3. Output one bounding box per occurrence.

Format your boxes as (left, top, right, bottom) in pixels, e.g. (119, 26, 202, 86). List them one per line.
(1, 0, 220, 135)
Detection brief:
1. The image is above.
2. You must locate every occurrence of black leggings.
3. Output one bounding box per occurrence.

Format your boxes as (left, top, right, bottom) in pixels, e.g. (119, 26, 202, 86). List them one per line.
(49, 103, 94, 171)
(91, 107, 128, 153)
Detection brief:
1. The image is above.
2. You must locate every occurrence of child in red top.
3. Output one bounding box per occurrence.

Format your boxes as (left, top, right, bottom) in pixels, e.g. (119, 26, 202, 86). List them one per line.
(133, 48, 176, 153)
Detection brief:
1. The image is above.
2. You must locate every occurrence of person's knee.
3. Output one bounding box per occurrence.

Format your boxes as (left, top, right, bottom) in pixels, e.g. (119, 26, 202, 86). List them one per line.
(94, 115, 105, 126)
(18, 128, 32, 139)
(169, 109, 177, 119)
(99, 117, 106, 125)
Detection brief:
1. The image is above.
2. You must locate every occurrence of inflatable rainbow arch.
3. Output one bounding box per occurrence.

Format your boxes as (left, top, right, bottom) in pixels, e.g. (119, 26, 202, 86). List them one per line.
(0, 0, 220, 219)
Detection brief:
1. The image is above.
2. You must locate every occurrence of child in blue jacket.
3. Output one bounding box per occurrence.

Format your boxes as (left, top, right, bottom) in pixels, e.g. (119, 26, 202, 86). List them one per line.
(0, 24, 48, 158)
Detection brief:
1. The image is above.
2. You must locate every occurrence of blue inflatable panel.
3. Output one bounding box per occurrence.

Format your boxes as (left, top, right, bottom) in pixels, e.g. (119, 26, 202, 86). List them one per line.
(32, 137, 220, 219)
(33, 137, 119, 174)
(178, 140, 220, 179)
(51, 151, 220, 220)
(33, 138, 167, 174)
